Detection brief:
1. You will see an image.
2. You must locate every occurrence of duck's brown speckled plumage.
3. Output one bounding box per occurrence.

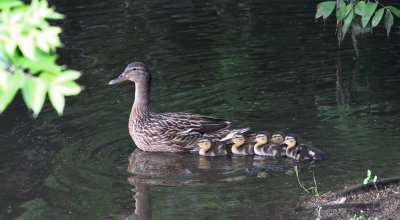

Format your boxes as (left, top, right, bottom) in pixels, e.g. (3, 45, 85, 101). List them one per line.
(197, 137, 228, 156)
(284, 134, 325, 162)
(110, 62, 248, 152)
(231, 133, 255, 155)
(254, 131, 286, 157)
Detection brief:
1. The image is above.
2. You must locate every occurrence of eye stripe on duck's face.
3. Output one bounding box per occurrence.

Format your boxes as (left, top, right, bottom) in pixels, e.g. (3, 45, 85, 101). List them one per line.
(232, 135, 244, 140)
(285, 136, 295, 141)
(198, 139, 210, 144)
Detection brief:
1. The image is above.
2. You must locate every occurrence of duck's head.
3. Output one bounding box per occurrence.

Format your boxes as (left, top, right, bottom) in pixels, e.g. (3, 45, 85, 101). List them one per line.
(109, 62, 151, 86)
(254, 131, 270, 148)
(271, 131, 285, 144)
(232, 133, 245, 148)
(198, 137, 212, 152)
(284, 134, 298, 149)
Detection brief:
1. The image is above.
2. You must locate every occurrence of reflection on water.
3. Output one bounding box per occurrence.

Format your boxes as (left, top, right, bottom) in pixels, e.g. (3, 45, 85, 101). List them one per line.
(126, 149, 300, 220)
(1, 0, 400, 219)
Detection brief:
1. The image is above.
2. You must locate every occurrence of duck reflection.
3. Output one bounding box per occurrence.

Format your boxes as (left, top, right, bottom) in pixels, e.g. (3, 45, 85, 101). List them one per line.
(126, 149, 242, 220)
(126, 149, 295, 220)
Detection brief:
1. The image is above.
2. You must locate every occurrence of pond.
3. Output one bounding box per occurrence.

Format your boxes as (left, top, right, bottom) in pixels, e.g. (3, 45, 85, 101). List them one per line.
(1, 0, 400, 219)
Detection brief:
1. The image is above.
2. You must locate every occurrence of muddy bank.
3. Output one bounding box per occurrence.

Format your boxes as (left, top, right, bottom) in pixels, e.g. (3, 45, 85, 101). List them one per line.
(296, 177, 400, 219)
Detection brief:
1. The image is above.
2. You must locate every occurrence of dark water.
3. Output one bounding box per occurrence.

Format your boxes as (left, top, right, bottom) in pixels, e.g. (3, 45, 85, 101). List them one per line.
(1, 0, 400, 219)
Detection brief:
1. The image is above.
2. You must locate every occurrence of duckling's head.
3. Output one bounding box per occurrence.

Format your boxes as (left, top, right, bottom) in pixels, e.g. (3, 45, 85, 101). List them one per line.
(232, 133, 245, 148)
(254, 131, 270, 147)
(284, 134, 298, 149)
(198, 137, 212, 152)
(271, 131, 285, 144)
(109, 62, 151, 86)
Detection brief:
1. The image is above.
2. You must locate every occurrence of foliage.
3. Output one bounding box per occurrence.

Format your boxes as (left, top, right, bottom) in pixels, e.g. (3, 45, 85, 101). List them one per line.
(363, 169, 377, 184)
(349, 214, 378, 220)
(315, 0, 400, 55)
(0, 0, 81, 117)
(363, 169, 381, 198)
(294, 166, 319, 196)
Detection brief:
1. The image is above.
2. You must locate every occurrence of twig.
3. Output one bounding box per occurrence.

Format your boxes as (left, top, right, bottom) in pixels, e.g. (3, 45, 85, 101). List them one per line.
(295, 200, 380, 212)
(336, 177, 400, 196)
(351, 25, 359, 57)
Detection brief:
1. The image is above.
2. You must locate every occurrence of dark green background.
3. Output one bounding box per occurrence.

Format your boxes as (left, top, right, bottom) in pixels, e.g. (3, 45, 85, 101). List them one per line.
(1, 0, 399, 219)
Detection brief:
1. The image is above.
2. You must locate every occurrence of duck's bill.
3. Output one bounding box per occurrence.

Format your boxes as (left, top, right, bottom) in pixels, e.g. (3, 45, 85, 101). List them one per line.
(109, 73, 127, 85)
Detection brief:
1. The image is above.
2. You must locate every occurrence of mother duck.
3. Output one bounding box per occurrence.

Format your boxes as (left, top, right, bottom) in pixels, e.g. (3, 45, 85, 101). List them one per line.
(109, 62, 248, 152)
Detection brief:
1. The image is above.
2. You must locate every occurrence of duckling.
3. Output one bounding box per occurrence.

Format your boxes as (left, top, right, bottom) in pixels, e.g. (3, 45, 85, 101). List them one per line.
(231, 133, 255, 155)
(197, 137, 227, 156)
(284, 134, 325, 162)
(254, 131, 286, 157)
(271, 131, 285, 144)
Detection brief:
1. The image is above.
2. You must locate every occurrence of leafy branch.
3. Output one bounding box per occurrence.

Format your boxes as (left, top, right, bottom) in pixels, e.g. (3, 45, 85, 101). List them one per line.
(315, 0, 400, 56)
(0, 0, 81, 117)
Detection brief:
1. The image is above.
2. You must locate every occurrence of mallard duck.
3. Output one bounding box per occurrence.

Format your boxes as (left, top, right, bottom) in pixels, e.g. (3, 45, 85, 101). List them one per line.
(284, 134, 325, 162)
(197, 137, 227, 156)
(231, 133, 255, 155)
(253, 131, 286, 157)
(109, 62, 249, 152)
(271, 131, 285, 144)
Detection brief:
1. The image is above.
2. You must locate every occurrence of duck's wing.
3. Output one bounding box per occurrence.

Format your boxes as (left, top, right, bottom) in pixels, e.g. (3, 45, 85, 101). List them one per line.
(156, 112, 231, 134)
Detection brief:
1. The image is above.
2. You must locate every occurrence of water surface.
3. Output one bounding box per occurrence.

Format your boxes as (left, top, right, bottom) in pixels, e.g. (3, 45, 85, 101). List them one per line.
(1, 0, 400, 219)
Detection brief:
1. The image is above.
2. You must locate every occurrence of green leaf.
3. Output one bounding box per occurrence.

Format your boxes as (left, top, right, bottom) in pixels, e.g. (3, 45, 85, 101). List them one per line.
(373, 175, 377, 183)
(342, 9, 354, 37)
(355, 1, 365, 16)
(46, 11, 64, 19)
(367, 170, 371, 177)
(0, 68, 8, 90)
(19, 35, 35, 59)
(336, 0, 347, 21)
(372, 8, 385, 27)
(294, 166, 299, 177)
(10, 10, 24, 24)
(363, 176, 369, 184)
(0, 70, 25, 113)
(0, 0, 23, 9)
(42, 27, 62, 48)
(384, 9, 394, 37)
(55, 81, 81, 96)
(36, 33, 50, 52)
(352, 17, 370, 35)
(17, 55, 61, 74)
(316, 1, 336, 19)
(5, 38, 17, 56)
(22, 78, 47, 117)
(386, 6, 400, 18)
(362, 2, 378, 28)
(53, 70, 81, 83)
(49, 85, 65, 115)
(345, 3, 354, 17)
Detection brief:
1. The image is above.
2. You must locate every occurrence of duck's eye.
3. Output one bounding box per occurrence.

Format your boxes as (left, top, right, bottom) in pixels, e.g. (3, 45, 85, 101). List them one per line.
(133, 68, 137, 71)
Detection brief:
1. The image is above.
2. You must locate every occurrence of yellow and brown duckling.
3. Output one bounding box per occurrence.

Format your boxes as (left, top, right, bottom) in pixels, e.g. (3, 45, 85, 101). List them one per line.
(231, 133, 255, 155)
(284, 134, 325, 162)
(197, 137, 228, 156)
(271, 131, 285, 144)
(109, 62, 249, 152)
(254, 131, 286, 157)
